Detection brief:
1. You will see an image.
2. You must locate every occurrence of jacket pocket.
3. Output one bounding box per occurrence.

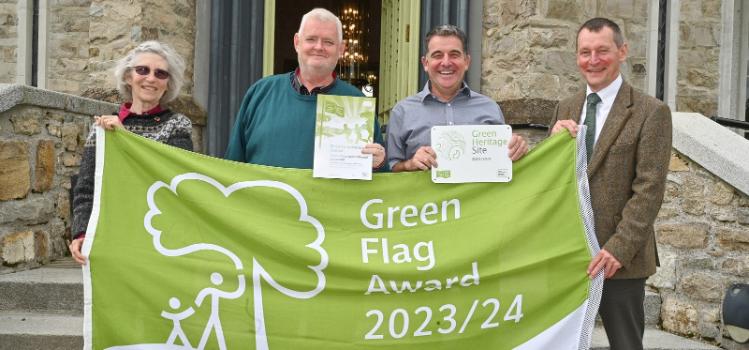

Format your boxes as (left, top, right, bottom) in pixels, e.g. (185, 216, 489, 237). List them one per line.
(609, 142, 635, 154)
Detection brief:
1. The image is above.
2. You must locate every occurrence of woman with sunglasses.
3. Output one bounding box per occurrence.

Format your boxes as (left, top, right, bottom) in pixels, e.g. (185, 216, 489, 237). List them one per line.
(69, 41, 193, 265)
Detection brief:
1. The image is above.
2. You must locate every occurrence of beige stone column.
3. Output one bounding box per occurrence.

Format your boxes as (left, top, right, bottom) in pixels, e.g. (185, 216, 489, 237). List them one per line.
(481, 0, 650, 127)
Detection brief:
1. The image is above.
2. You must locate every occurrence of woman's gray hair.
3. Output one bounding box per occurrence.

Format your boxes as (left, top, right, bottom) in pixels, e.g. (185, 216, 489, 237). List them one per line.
(113, 40, 186, 104)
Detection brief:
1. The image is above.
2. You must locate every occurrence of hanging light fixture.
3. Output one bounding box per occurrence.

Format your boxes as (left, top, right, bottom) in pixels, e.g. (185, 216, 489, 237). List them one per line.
(338, 4, 364, 83)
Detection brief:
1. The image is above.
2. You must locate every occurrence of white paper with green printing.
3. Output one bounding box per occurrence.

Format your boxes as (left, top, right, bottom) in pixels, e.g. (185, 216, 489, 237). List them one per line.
(431, 125, 513, 183)
(313, 95, 376, 180)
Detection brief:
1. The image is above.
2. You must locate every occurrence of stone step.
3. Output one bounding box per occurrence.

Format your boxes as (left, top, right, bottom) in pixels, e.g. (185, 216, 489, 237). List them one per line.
(0, 263, 719, 350)
(591, 326, 722, 350)
(0, 316, 724, 350)
(0, 311, 83, 350)
(0, 263, 83, 315)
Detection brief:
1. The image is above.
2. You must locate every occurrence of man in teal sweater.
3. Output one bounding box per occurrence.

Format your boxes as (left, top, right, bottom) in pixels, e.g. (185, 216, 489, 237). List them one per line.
(225, 8, 386, 170)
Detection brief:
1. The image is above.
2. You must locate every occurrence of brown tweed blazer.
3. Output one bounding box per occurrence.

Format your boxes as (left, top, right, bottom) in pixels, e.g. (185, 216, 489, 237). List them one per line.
(550, 81, 672, 279)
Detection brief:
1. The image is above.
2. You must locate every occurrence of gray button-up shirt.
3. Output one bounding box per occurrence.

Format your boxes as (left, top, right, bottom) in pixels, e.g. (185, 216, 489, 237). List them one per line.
(386, 82, 505, 168)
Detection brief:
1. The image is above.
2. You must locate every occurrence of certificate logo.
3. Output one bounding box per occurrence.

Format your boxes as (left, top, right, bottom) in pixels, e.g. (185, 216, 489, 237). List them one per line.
(435, 170, 452, 179)
(434, 131, 466, 160)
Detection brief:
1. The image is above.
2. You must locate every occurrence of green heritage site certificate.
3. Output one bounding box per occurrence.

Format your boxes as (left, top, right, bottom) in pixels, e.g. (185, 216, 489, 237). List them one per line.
(431, 125, 513, 183)
(313, 95, 377, 180)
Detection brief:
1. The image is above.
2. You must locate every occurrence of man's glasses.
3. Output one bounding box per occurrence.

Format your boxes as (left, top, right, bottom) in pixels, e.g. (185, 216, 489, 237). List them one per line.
(133, 66, 170, 80)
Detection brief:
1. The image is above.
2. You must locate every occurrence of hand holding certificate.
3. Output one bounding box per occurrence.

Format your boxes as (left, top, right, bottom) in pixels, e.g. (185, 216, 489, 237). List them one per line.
(313, 95, 377, 180)
(431, 125, 513, 183)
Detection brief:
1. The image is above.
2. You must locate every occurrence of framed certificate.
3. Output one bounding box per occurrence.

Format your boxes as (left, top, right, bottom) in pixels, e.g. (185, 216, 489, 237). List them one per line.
(431, 125, 512, 183)
(313, 95, 376, 180)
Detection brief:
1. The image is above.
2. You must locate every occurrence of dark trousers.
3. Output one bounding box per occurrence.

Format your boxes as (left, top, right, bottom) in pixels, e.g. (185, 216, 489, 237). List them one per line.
(599, 278, 646, 350)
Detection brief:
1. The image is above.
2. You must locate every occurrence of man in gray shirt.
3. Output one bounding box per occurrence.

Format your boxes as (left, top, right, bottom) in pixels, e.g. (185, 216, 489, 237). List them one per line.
(387, 25, 528, 172)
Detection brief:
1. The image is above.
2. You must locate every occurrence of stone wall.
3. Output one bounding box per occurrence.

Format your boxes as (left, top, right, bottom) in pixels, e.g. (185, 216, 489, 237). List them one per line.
(0, 0, 205, 150)
(44, 0, 197, 101)
(482, 0, 650, 126)
(675, 0, 721, 117)
(46, 0, 91, 93)
(0, 0, 17, 83)
(85, 0, 203, 151)
(0, 84, 115, 273)
(652, 151, 748, 348)
(85, 0, 196, 100)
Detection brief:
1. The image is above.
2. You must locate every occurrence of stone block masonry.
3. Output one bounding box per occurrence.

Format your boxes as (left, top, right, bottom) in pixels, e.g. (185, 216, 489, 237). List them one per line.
(0, 1, 18, 84)
(645, 113, 749, 349)
(0, 84, 116, 274)
(651, 151, 749, 347)
(482, 0, 650, 125)
(0, 0, 206, 150)
(0, 140, 30, 200)
(675, 0, 721, 118)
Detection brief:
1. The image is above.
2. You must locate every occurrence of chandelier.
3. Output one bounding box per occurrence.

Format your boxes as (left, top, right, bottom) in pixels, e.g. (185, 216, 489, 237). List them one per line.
(339, 5, 365, 83)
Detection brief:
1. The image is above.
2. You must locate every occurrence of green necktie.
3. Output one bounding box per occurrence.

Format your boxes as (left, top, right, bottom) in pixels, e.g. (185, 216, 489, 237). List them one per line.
(584, 93, 601, 163)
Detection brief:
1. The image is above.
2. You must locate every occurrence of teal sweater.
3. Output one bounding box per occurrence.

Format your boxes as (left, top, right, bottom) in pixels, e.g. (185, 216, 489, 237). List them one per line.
(225, 73, 386, 169)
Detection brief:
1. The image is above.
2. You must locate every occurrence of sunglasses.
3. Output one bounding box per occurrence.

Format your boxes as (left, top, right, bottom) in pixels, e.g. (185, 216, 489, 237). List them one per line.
(133, 66, 170, 80)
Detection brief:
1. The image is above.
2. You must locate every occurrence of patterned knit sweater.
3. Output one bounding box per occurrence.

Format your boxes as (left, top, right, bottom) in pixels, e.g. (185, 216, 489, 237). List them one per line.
(71, 109, 193, 236)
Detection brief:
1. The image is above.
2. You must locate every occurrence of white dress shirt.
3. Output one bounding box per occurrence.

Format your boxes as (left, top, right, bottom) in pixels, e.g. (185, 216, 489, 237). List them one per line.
(580, 74, 623, 145)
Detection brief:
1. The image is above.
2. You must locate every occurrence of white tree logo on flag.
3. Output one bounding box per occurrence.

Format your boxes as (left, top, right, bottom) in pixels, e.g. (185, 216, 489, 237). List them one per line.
(104, 173, 328, 350)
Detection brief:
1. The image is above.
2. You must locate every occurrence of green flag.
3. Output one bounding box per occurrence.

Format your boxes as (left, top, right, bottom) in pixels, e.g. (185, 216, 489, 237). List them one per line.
(82, 127, 602, 350)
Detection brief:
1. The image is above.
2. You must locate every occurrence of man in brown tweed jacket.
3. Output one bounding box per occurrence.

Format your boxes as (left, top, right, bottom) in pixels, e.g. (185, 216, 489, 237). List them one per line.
(549, 18, 672, 350)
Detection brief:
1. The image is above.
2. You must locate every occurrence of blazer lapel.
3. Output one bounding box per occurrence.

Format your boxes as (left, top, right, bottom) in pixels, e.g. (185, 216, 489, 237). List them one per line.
(569, 91, 586, 124)
(587, 82, 634, 177)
